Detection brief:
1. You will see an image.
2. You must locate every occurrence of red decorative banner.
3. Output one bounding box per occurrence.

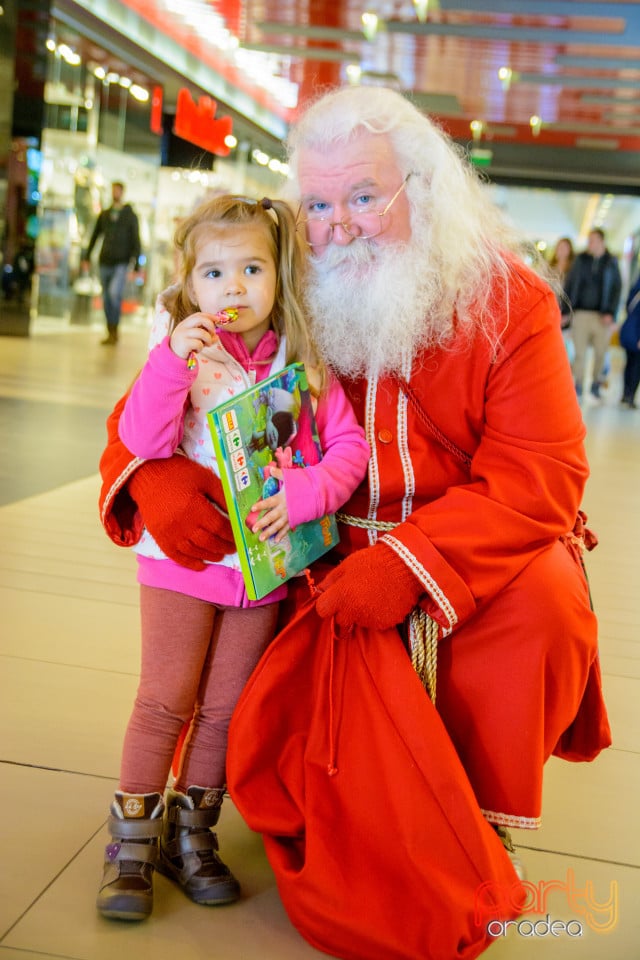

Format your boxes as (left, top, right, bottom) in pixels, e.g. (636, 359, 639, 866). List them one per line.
(173, 88, 233, 156)
(150, 85, 163, 135)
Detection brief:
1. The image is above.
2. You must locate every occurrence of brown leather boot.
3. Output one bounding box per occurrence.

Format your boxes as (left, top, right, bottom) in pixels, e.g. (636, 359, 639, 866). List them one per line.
(96, 792, 164, 920)
(158, 786, 240, 905)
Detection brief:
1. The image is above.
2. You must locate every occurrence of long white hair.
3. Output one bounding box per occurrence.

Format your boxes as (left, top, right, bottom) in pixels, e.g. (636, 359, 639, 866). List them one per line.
(287, 85, 540, 361)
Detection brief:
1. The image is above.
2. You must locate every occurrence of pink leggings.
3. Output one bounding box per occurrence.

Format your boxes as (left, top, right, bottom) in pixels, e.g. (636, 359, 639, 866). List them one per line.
(119, 585, 279, 794)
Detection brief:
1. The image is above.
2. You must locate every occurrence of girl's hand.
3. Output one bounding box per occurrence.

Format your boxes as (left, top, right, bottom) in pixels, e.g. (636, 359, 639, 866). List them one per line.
(250, 468, 291, 542)
(170, 312, 218, 362)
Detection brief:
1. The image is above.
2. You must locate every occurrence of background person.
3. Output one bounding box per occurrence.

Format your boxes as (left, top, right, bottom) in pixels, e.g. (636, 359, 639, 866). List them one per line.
(549, 235, 576, 359)
(95, 194, 369, 922)
(81, 181, 141, 345)
(549, 235, 575, 284)
(98, 86, 611, 884)
(619, 272, 640, 409)
(562, 228, 621, 400)
(549, 236, 575, 319)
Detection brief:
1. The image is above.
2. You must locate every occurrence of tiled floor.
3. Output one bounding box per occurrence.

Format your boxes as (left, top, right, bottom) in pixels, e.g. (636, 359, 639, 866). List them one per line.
(1, 315, 638, 959)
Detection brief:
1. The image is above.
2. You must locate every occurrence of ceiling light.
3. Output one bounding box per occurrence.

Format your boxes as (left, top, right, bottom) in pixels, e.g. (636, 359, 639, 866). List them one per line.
(361, 13, 379, 42)
(498, 67, 512, 91)
(413, 0, 430, 23)
(470, 119, 484, 142)
(57, 43, 81, 66)
(130, 84, 149, 102)
(234, 48, 299, 108)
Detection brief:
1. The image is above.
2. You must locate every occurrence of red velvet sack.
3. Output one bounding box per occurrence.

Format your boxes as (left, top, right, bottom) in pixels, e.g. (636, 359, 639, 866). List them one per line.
(227, 594, 524, 960)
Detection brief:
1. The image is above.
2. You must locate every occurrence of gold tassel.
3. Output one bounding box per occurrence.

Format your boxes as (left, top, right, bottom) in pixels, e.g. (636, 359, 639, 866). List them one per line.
(409, 608, 438, 704)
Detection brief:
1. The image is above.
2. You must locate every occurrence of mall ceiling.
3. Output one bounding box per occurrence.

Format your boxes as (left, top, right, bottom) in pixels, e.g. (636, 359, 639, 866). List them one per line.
(57, 1, 640, 194)
(240, 0, 640, 193)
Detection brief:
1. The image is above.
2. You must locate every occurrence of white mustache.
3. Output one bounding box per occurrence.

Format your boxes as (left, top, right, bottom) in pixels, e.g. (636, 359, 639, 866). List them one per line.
(304, 236, 446, 379)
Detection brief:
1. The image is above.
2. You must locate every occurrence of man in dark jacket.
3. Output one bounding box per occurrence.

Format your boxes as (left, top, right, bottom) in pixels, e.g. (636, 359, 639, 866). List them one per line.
(562, 228, 621, 399)
(82, 182, 141, 344)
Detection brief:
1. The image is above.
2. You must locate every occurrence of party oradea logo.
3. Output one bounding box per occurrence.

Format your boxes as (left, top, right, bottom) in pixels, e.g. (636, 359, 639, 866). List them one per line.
(475, 868, 618, 938)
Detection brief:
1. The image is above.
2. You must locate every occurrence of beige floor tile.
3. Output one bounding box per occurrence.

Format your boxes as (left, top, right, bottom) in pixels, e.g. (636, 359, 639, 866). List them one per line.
(0, 764, 114, 940)
(486, 849, 640, 960)
(598, 675, 640, 753)
(513, 751, 640, 867)
(0, 541, 136, 584)
(3, 799, 322, 960)
(0, 567, 138, 607)
(0, 589, 139, 672)
(1, 325, 639, 959)
(599, 654, 640, 680)
(0, 950, 59, 959)
(1, 656, 136, 778)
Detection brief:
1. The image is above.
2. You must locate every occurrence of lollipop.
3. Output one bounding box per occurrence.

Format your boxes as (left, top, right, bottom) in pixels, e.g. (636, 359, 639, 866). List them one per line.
(187, 309, 240, 368)
(213, 307, 239, 326)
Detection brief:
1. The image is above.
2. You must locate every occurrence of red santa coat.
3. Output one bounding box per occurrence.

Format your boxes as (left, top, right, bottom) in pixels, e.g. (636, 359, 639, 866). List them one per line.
(99, 259, 611, 827)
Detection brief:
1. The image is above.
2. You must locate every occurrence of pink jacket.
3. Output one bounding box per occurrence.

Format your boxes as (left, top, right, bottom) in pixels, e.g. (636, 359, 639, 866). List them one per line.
(118, 320, 369, 608)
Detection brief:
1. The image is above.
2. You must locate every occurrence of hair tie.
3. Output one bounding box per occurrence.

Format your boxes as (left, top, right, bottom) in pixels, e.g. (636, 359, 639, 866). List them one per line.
(260, 197, 273, 210)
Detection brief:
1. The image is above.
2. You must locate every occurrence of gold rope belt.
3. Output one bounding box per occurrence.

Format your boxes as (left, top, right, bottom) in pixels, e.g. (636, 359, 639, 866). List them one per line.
(336, 511, 397, 531)
(336, 511, 437, 704)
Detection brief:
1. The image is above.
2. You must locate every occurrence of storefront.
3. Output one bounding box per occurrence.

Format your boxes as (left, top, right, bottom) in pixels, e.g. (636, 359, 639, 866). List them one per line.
(1, 0, 290, 333)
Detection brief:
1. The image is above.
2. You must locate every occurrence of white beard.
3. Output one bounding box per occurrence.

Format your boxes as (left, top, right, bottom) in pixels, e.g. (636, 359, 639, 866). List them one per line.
(303, 232, 450, 380)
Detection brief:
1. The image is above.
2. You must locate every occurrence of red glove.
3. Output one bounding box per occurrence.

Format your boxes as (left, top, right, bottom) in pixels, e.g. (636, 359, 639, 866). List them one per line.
(128, 456, 235, 571)
(316, 542, 424, 629)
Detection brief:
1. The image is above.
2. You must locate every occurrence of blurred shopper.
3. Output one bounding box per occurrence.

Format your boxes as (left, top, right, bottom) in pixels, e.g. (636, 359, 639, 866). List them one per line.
(563, 228, 621, 400)
(81, 181, 141, 345)
(619, 273, 640, 409)
(549, 236, 575, 285)
(549, 237, 574, 319)
(550, 236, 576, 361)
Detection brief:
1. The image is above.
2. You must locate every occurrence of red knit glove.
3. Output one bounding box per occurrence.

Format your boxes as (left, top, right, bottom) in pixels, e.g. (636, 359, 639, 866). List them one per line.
(316, 543, 424, 629)
(128, 456, 235, 571)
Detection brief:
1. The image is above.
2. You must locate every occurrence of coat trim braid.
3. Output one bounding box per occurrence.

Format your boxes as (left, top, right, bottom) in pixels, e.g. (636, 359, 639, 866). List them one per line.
(481, 808, 542, 830)
(396, 362, 415, 522)
(100, 454, 144, 534)
(364, 375, 381, 545)
(382, 533, 457, 635)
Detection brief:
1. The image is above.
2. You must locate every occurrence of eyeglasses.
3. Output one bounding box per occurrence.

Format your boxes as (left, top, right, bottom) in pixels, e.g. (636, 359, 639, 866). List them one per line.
(297, 173, 413, 247)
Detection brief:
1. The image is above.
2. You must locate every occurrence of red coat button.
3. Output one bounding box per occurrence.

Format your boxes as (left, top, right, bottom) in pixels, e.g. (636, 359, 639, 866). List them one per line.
(378, 429, 393, 444)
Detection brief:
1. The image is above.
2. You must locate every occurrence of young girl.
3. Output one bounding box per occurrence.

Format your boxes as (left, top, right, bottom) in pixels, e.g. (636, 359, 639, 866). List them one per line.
(97, 195, 370, 921)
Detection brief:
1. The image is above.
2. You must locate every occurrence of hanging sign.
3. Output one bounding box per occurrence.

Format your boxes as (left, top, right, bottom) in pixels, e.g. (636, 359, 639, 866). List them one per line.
(173, 88, 233, 156)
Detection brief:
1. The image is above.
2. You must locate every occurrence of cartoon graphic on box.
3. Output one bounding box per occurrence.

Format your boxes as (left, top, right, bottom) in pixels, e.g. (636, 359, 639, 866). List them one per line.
(207, 363, 339, 600)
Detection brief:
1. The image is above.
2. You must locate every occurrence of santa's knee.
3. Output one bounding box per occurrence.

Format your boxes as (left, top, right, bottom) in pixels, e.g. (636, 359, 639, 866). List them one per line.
(510, 540, 596, 653)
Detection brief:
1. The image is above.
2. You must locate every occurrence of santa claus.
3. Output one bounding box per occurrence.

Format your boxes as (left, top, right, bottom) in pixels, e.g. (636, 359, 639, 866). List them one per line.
(99, 86, 611, 861)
